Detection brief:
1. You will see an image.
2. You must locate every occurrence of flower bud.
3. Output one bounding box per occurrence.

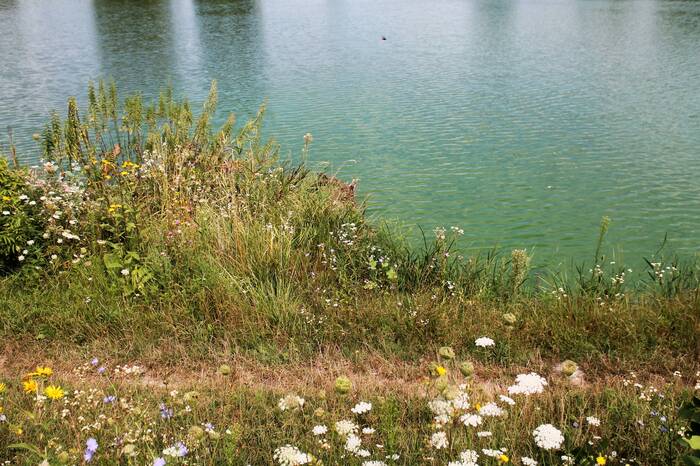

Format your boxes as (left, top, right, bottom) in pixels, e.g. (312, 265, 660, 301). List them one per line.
(217, 364, 232, 376)
(443, 385, 461, 400)
(334, 376, 352, 395)
(561, 360, 578, 377)
(438, 346, 455, 360)
(435, 376, 449, 392)
(459, 361, 475, 377)
(188, 425, 205, 440)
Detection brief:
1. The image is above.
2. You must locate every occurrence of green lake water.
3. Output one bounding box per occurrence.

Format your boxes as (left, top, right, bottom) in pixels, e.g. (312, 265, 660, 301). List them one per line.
(1, 0, 699, 268)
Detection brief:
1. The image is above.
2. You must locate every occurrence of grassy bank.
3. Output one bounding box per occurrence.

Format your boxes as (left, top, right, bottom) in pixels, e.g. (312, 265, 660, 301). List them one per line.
(0, 82, 699, 465)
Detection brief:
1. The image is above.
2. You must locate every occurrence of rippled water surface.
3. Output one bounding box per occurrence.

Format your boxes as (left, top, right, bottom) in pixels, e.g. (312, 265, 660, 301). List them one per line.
(1, 0, 699, 266)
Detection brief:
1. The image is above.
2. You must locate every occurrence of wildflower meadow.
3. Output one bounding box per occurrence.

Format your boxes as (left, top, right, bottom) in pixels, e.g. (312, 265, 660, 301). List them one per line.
(0, 82, 698, 465)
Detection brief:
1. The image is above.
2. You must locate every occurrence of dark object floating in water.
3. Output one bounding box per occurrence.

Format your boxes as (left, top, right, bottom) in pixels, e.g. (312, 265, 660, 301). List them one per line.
(381, 36, 387, 40)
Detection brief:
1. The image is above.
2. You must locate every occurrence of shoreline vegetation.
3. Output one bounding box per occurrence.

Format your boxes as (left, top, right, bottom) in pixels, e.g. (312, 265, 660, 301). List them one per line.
(0, 82, 699, 465)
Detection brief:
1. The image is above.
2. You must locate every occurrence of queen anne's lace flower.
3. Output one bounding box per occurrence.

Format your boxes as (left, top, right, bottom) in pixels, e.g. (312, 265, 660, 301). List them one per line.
(475, 337, 495, 347)
(273, 445, 311, 466)
(482, 448, 505, 457)
(460, 413, 483, 427)
(278, 394, 305, 411)
(312, 425, 327, 436)
(335, 419, 359, 436)
(345, 434, 362, 453)
(429, 431, 448, 449)
(522, 457, 538, 466)
(479, 402, 505, 417)
(533, 424, 565, 450)
(586, 416, 601, 426)
(351, 401, 372, 414)
(508, 373, 548, 395)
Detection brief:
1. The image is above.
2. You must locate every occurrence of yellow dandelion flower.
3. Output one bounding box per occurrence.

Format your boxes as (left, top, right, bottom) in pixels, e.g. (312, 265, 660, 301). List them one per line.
(13, 426, 23, 435)
(498, 454, 509, 463)
(436, 365, 447, 377)
(2, 196, 10, 201)
(596, 456, 606, 465)
(23, 379, 37, 393)
(44, 385, 65, 400)
(35, 366, 53, 377)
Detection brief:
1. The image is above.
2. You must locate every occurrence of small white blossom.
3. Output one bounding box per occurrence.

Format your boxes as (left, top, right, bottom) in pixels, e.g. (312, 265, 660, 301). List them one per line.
(508, 372, 548, 395)
(429, 431, 448, 449)
(475, 337, 495, 348)
(351, 401, 372, 415)
(533, 424, 564, 450)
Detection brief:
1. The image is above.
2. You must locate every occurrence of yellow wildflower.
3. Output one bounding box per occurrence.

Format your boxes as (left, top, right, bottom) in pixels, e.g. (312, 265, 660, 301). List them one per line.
(35, 366, 53, 377)
(596, 456, 606, 465)
(498, 454, 509, 463)
(23, 379, 37, 393)
(44, 385, 65, 400)
(436, 365, 447, 377)
(0, 382, 6, 393)
(2, 196, 10, 201)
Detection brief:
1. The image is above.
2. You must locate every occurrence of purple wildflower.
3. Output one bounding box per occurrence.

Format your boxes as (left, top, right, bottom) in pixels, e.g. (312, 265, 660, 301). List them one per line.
(103, 395, 116, 404)
(84, 438, 98, 462)
(153, 458, 166, 466)
(160, 403, 174, 419)
(91, 358, 99, 366)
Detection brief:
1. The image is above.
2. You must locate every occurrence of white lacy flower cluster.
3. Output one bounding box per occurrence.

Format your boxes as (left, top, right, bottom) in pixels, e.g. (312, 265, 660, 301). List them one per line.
(278, 394, 305, 411)
(447, 449, 479, 466)
(508, 372, 548, 395)
(273, 445, 311, 466)
(427, 384, 471, 426)
(533, 423, 565, 450)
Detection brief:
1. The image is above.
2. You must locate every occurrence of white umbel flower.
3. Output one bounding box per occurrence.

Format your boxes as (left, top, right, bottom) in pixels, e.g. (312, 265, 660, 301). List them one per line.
(278, 394, 305, 411)
(429, 431, 448, 449)
(312, 425, 328, 436)
(351, 401, 372, 414)
(345, 434, 362, 453)
(335, 419, 359, 436)
(273, 445, 311, 466)
(460, 413, 483, 427)
(474, 337, 495, 347)
(586, 416, 601, 426)
(508, 372, 548, 395)
(533, 424, 564, 450)
(479, 402, 505, 417)
(522, 457, 538, 466)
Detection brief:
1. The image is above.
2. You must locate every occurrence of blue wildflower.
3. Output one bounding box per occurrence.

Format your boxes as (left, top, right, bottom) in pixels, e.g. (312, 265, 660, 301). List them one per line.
(160, 403, 174, 419)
